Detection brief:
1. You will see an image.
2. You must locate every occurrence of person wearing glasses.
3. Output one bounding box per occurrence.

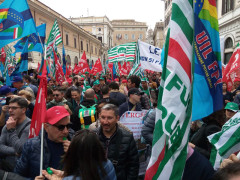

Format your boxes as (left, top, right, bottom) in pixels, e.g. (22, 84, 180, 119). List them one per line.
(0, 97, 31, 172)
(119, 88, 143, 117)
(14, 106, 73, 179)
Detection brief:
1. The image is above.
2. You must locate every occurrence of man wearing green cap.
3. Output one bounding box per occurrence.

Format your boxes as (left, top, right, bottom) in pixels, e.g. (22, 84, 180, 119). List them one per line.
(141, 77, 150, 98)
(93, 80, 102, 102)
(225, 102, 239, 120)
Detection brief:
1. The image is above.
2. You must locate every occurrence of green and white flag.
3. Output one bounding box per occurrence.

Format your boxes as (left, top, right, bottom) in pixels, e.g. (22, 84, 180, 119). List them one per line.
(145, 0, 194, 179)
(208, 112, 240, 170)
(108, 42, 136, 62)
(46, 19, 62, 58)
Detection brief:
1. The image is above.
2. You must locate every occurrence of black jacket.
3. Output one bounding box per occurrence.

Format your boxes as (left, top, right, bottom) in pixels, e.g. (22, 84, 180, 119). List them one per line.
(109, 91, 127, 106)
(97, 125, 139, 180)
(71, 99, 96, 131)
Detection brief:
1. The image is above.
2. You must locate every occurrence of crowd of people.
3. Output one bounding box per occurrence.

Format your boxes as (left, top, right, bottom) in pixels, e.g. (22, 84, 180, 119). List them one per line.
(0, 70, 239, 180)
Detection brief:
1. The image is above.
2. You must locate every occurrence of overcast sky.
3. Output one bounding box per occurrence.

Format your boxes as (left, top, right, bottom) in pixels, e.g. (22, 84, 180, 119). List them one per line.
(39, 0, 165, 29)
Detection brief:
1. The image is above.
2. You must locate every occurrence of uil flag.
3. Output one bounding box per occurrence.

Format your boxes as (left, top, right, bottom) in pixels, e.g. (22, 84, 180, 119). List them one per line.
(91, 58, 103, 75)
(29, 59, 47, 138)
(19, 39, 28, 72)
(145, 0, 194, 179)
(0, 47, 6, 63)
(53, 48, 65, 85)
(222, 44, 240, 91)
(0, 0, 37, 49)
(78, 51, 90, 74)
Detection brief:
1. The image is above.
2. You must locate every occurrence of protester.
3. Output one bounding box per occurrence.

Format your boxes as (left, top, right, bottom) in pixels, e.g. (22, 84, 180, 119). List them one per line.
(225, 102, 239, 120)
(98, 84, 118, 106)
(119, 88, 143, 117)
(39, 129, 116, 180)
(70, 88, 82, 111)
(47, 88, 54, 104)
(0, 97, 31, 172)
(11, 76, 34, 96)
(15, 106, 73, 179)
(119, 79, 128, 96)
(23, 75, 38, 97)
(223, 82, 233, 106)
(109, 81, 127, 106)
(97, 104, 139, 179)
(71, 88, 97, 131)
(92, 79, 102, 102)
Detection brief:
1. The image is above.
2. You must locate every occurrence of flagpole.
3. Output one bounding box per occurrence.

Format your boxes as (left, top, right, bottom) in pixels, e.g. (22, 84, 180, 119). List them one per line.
(39, 45, 46, 176)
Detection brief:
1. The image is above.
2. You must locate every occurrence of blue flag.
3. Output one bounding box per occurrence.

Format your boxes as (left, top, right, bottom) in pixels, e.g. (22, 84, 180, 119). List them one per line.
(19, 39, 28, 72)
(192, 0, 223, 121)
(0, 0, 37, 49)
(14, 24, 46, 53)
(62, 44, 66, 75)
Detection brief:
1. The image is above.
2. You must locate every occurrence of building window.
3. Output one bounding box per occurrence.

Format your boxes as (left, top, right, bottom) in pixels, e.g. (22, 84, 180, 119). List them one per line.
(224, 37, 233, 64)
(87, 43, 89, 52)
(74, 38, 77, 48)
(91, 46, 93, 53)
(139, 34, 143, 40)
(98, 28, 101, 31)
(74, 56, 78, 64)
(116, 34, 122, 40)
(81, 41, 83, 51)
(67, 55, 71, 65)
(95, 47, 97, 55)
(225, 37, 233, 49)
(98, 36, 102, 43)
(222, 0, 234, 15)
(132, 34, 135, 40)
(66, 34, 69, 46)
(124, 34, 128, 40)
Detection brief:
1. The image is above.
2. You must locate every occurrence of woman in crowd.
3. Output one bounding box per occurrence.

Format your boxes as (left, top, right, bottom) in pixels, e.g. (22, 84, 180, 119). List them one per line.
(222, 82, 233, 106)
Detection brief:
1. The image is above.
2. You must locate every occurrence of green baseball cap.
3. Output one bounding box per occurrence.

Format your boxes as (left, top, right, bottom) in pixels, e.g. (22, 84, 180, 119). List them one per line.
(93, 80, 100, 86)
(225, 102, 239, 112)
(85, 71, 89, 74)
(141, 77, 148, 82)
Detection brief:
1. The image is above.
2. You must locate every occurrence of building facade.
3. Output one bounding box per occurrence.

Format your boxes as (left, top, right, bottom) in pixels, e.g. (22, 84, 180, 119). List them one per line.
(217, 0, 240, 64)
(153, 22, 165, 48)
(111, 19, 148, 46)
(0, 0, 103, 69)
(164, 0, 172, 37)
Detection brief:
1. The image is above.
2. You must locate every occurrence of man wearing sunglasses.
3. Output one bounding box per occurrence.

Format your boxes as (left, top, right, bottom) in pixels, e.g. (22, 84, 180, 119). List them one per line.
(0, 97, 30, 172)
(15, 106, 73, 179)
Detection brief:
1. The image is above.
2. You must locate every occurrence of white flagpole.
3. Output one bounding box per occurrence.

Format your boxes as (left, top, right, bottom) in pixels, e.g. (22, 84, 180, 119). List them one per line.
(40, 45, 46, 176)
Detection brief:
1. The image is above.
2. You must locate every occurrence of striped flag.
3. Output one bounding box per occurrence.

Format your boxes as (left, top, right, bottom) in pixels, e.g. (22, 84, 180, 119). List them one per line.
(145, 0, 194, 179)
(108, 42, 136, 62)
(208, 112, 240, 170)
(46, 19, 62, 57)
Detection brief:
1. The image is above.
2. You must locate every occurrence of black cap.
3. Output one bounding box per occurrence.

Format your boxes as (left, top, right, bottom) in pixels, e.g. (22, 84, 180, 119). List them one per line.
(128, 88, 144, 97)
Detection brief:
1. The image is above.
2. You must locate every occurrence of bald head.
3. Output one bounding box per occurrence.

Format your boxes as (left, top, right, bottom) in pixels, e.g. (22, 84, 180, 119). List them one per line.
(84, 88, 95, 100)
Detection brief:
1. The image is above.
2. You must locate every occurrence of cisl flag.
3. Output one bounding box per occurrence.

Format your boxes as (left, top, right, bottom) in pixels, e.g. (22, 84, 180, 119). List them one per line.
(91, 58, 103, 75)
(29, 59, 47, 138)
(222, 44, 240, 91)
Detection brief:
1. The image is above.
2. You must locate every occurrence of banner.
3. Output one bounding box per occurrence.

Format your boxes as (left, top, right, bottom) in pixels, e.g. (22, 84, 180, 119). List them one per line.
(139, 40, 162, 72)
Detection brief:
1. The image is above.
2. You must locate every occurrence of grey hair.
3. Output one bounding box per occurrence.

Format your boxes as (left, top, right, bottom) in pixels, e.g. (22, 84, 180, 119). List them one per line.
(101, 104, 119, 117)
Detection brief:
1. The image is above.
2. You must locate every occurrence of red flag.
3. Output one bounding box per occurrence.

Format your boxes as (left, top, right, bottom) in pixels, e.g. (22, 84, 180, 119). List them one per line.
(223, 46, 240, 91)
(120, 61, 128, 76)
(126, 61, 131, 74)
(37, 62, 41, 73)
(108, 62, 114, 80)
(78, 51, 90, 73)
(91, 58, 103, 75)
(53, 49, 65, 85)
(29, 60, 47, 138)
(0, 48, 6, 64)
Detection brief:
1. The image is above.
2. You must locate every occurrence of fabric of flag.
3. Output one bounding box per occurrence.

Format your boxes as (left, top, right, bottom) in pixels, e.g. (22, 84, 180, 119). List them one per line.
(62, 44, 66, 75)
(0, 47, 6, 64)
(46, 19, 62, 57)
(108, 42, 136, 62)
(120, 61, 128, 76)
(19, 39, 28, 72)
(145, 0, 194, 179)
(3, 47, 12, 78)
(91, 58, 103, 75)
(14, 24, 46, 53)
(77, 51, 90, 74)
(108, 62, 114, 80)
(73, 63, 79, 74)
(128, 41, 143, 78)
(53, 48, 64, 85)
(208, 112, 240, 170)
(38, 55, 50, 75)
(222, 43, 240, 91)
(29, 58, 47, 138)
(0, 0, 37, 49)
(192, 0, 223, 121)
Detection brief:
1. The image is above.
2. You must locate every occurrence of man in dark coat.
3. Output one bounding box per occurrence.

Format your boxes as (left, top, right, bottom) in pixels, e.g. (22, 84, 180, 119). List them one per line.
(97, 104, 139, 180)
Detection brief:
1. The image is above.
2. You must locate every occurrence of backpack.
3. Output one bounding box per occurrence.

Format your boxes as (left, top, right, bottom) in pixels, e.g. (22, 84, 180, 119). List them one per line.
(78, 104, 97, 129)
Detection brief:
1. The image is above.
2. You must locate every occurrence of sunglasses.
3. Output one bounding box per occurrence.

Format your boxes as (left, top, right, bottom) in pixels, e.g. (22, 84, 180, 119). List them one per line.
(53, 94, 60, 97)
(49, 123, 71, 131)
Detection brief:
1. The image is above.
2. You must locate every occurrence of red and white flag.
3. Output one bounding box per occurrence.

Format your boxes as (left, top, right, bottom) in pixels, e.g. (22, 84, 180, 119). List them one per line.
(53, 49, 65, 85)
(29, 60, 47, 138)
(0, 48, 6, 64)
(91, 58, 103, 75)
(119, 61, 128, 76)
(222, 45, 240, 91)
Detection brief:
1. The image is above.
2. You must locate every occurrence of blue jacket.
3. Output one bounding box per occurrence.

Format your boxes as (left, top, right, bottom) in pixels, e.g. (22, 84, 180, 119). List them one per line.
(14, 130, 74, 180)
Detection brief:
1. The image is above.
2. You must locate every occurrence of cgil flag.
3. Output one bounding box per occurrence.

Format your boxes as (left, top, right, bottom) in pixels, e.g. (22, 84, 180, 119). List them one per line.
(46, 19, 62, 57)
(91, 58, 103, 75)
(29, 58, 47, 138)
(14, 24, 46, 54)
(108, 42, 136, 62)
(53, 48, 65, 85)
(192, 0, 223, 121)
(0, 0, 37, 49)
(145, 0, 194, 179)
(208, 112, 240, 170)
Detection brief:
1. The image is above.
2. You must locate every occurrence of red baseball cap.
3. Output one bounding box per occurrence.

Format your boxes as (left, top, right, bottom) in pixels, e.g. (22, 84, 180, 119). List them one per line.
(122, 79, 127, 83)
(46, 106, 70, 125)
(114, 78, 119, 82)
